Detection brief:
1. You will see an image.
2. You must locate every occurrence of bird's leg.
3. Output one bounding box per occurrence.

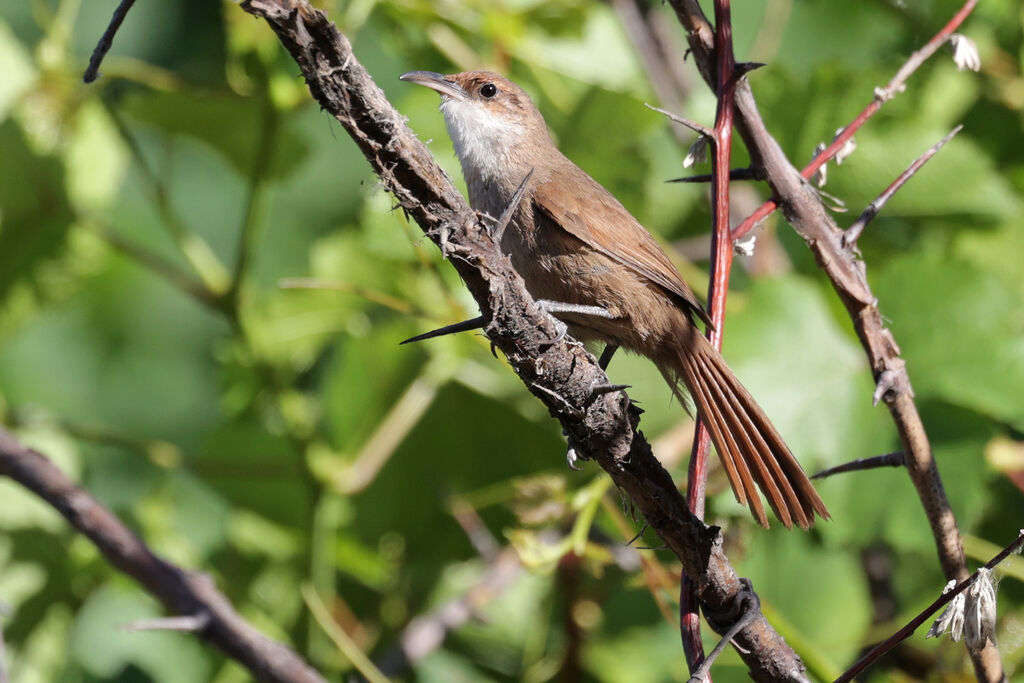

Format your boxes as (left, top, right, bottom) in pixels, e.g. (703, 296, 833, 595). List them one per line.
(536, 300, 615, 319)
(535, 299, 614, 346)
(399, 316, 485, 345)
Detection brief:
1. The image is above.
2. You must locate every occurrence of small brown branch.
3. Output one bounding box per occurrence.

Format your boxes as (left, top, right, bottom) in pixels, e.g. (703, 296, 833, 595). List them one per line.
(645, 104, 714, 138)
(83, 0, 138, 83)
(811, 451, 905, 480)
(373, 550, 522, 679)
(681, 0, 739, 673)
(0, 427, 326, 683)
(238, 0, 809, 679)
(843, 126, 963, 247)
(448, 497, 501, 561)
(835, 530, 1024, 683)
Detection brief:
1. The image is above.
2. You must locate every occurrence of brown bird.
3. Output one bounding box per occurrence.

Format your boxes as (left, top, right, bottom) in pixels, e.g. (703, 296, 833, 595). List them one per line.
(401, 70, 828, 529)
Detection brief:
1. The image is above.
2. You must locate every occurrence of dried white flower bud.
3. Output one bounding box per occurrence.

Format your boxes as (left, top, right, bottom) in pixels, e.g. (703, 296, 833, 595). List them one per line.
(812, 142, 828, 188)
(833, 128, 857, 165)
(964, 567, 997, 650)
(683, 136, 709, 168)
(950, 33, 981, 72)
(734, 234, 757, 256)
(927, 580, 965, 641)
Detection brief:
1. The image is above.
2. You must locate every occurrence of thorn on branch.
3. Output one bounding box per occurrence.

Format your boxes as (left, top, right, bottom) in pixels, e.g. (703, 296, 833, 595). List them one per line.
(811, 451, 905, 480)
(400, 316, 486, 345)
(590, 383, 631, 398)
(814, 186, 847, 213)
(597, 344, 618, 371)
(732, 62, 766, 78)
(119, 612, 212, 633)
(669, 167, 760, 183)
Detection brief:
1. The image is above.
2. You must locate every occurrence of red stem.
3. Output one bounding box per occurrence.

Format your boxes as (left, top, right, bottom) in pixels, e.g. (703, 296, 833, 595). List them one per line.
(730, 0, 978, 242)
(682, 0, 736, 675)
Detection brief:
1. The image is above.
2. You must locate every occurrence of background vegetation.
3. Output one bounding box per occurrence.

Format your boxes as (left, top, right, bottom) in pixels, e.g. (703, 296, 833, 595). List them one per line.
(0, 0, 1022, 680)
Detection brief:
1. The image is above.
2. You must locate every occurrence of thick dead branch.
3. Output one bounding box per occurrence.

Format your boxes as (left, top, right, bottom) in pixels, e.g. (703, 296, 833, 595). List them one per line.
(238, 0, 810, 678)
(0, 428, 326, 683)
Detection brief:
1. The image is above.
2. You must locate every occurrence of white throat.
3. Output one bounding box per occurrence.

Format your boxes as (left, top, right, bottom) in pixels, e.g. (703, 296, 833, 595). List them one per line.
(441, 98, 524, 182)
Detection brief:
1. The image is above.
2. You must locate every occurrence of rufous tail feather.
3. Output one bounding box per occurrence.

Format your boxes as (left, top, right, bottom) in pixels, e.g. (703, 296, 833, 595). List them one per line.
(664, 333, 829, 529)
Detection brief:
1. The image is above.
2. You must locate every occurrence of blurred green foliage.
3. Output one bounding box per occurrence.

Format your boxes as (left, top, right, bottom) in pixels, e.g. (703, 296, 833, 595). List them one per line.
(0, 0, 1022, 680)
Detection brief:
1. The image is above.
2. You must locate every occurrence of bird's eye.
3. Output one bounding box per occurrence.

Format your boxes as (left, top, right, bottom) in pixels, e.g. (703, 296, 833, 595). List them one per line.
(480, 83, 497, 98)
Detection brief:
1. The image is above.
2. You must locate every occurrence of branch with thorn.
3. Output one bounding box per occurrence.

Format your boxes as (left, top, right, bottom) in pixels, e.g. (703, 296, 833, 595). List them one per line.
(661, 0, 998, 679)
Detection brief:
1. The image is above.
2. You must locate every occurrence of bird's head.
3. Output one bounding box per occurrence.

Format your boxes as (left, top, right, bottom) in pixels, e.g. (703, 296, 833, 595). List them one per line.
(400, 70, 547, 180)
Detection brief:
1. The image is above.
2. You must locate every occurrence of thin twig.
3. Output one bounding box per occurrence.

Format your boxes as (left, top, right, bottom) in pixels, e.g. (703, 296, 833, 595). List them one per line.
(448, 497, 501, 561)
(843, 126, 962, 246)
(0, 427, 326, 683)
(83, 0, 138, 83)
(682, 0, 739, 673)
(372, 550, 522, 679)
(835, 530, 1024, 683)
(301, 585, 389, 683)
(645, 104, 715, 138)
(119, 613, 212, 632)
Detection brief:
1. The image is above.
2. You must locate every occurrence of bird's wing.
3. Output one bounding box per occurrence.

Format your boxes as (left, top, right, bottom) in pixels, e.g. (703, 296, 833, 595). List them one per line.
(532, 164, 711, 327)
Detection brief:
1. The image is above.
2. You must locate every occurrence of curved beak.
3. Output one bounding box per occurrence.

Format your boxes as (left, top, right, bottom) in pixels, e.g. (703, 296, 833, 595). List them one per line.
(399, 71, 467, 101)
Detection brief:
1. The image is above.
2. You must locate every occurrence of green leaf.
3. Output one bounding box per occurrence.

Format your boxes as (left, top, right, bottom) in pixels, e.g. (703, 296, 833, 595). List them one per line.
(0, 120, 75, 302)
(121, 90, 309, 180)
(872, 242, 1024, 430)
